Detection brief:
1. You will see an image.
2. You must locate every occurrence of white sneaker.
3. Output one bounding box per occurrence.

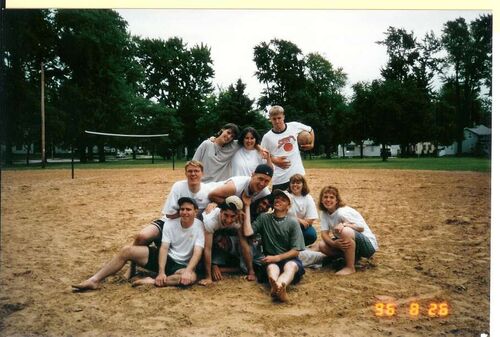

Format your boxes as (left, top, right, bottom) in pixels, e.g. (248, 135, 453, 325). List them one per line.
(299, 250, 326, 268)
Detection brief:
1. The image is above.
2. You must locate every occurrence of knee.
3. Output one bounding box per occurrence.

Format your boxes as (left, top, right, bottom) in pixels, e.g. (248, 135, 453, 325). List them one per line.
(284, 261, 299, 273)
(119, 244, 135, 258)
(304, 227, 317, 246)
(134, 232, 151, 245)
(340, 226, 355, 240)
(266, 264, 278, 273)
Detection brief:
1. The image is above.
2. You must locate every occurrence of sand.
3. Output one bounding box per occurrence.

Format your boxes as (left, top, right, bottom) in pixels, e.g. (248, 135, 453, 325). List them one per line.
(0, 167, 490, 336)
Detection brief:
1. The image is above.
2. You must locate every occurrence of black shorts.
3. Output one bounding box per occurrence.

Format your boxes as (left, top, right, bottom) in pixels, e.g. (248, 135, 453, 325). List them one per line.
(253, 257, 305, 284)
(151, 219, 164, 248)
(143, 246, 187, 276)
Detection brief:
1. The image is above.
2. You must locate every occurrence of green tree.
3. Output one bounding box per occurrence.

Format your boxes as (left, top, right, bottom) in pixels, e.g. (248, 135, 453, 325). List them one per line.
(377, 27, 437, 156)
(196, 79, 268, 141)
(304, 53, 347, 157)
(54, 9, 136, 162)
(2, 9, 58, 165)
(135, 37, 214, 155)
(349, 82, 373, 158)
(441, 14, 492, 154)
(253, 39, 306, 121)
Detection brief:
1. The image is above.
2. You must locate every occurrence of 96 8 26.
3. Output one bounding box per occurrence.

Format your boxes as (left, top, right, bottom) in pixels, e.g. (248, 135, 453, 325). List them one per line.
(374, 301, 450, 318)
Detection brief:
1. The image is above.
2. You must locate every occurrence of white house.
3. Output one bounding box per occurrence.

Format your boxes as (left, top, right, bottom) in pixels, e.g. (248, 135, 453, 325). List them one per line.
(338, 140, 400, 157)
(438, 124, 491, 156)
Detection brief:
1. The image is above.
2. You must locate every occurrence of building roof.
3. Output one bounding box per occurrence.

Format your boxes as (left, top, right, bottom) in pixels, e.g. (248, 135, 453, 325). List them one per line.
(465, 124, 491, 136)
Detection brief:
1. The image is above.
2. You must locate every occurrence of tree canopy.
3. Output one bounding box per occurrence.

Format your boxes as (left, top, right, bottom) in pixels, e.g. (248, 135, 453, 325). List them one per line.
(1, 10, 491, 165)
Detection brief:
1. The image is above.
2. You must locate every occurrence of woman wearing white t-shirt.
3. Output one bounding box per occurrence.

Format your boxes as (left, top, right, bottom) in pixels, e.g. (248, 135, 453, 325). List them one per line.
(231, 127, 273, 177)
(287, 174, 318, 246)
(317, 186, 378, 275)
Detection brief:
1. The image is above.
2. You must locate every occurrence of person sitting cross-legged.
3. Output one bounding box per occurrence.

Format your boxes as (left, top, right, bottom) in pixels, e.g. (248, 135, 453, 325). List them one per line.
(242, 189, 305, 302)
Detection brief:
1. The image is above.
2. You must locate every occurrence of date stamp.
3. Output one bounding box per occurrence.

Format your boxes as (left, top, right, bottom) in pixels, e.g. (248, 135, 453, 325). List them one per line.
(374, 301, 450, 318)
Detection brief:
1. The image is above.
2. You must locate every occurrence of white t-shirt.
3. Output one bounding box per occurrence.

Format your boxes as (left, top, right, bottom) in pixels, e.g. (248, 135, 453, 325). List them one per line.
(231, 148, 266, 177)
(161, 180, 220, 219)
(261, 122, 312, 185)
(202, 208, 241, 234)
(288, 194, 318, 220)
(193, 139, 240, 183)
(228, 176, 271, 202)
(319, 206, 378, 250)
(161, 218, 205, 265)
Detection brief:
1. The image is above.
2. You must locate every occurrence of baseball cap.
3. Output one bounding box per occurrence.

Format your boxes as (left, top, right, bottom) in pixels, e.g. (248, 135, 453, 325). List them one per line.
(177, 197, 199, 209)
(254, 164, 274, 178)
(220, 195, 243, 212)
(272, 189, 292, 204)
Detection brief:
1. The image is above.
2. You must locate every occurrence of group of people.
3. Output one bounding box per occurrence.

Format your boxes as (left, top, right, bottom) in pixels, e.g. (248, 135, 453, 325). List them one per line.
(72, 105, 378, 302)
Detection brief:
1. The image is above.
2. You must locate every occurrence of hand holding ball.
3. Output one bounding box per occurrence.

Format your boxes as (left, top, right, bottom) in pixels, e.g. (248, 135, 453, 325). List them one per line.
(297, 131, 313, 146)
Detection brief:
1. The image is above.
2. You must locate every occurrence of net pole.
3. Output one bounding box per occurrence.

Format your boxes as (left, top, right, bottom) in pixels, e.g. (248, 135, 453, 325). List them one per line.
(71, 143, 74, 179)
(171, 148, 175, 170)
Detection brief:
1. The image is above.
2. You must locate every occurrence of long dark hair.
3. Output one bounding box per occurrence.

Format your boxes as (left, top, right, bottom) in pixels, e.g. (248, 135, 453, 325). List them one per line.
(237, 127, 261, 147)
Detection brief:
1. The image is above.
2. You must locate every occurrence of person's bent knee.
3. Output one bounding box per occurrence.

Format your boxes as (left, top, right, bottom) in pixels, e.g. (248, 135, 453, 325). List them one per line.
(284, 260, 299, 272)
(266, 263, 279, 273)
(119, 244, 136, 258)
(340, 226, 356, 240)
(133, 233, 150, 245)
(304, 231, 317, 246)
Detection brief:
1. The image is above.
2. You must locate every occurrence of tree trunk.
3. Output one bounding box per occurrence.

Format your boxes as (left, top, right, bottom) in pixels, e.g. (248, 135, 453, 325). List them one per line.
(381, 143, 388, 162)
(359, 140, 364, 159)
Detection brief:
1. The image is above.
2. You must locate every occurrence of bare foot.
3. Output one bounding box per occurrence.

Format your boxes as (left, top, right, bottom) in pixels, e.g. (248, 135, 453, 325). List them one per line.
(246, 273, 256, 282)
(336, 267, 356, 276)
(131, 277, 155, 287)
(72, 279, 99, 292)
(268, 276, 279, 297)
(276, 282, 288, 302)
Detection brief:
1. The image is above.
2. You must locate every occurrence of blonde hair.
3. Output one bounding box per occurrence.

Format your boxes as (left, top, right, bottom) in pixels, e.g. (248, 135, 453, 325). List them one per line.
(268, 105, 285, 117)
(184, 160, 204, 172)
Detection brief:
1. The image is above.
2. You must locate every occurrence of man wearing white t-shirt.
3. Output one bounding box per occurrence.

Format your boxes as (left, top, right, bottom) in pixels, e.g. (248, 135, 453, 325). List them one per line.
(128, 160, 219, 279)
(199, 196, 255, 285)
(72, 197, 204, 291)
(261, 105, 315, 191)
(133, 160, 218, 248)
(208, 164, 273, 205)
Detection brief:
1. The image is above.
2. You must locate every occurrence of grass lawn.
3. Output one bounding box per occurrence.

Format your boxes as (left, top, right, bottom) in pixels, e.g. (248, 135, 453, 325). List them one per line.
(1, 156, 491, 172)
(303, 156, 491, 172)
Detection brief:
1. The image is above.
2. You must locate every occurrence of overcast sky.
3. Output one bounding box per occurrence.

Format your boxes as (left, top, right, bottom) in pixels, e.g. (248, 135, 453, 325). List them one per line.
(116, 9, 489, 101)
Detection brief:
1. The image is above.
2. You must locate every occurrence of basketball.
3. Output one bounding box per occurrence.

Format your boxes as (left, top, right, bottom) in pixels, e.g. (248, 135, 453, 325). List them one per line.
(297, 131, 312, 146)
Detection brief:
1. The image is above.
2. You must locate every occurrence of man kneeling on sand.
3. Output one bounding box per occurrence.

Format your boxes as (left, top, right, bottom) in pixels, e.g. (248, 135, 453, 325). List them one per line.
(72, 197, 204, 291)
(242, 189, 305, 302)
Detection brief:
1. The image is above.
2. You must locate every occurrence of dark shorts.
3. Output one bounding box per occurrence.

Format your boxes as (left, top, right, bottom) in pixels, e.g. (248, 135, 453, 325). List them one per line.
(332, 232, 376, 261)
(253, 257, 305, 284)
(143, 246, 187, 276)
(150, 219, 165, 248)
(354, 232, 376, 260)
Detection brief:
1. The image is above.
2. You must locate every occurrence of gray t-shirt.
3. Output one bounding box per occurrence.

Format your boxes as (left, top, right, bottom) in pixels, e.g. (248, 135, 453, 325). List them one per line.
(251, 213, 305, 256)
(193, 139, 239, 183)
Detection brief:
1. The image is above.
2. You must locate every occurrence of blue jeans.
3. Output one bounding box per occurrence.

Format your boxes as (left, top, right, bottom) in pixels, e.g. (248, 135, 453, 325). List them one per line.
(302, 225, 317, 246)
